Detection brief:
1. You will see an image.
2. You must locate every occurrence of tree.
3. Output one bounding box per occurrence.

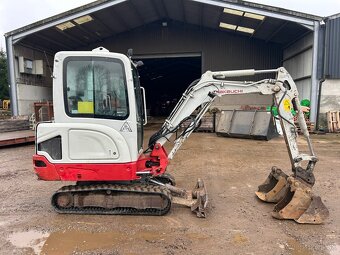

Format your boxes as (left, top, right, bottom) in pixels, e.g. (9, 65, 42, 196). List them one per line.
(0, 48, 9, 99)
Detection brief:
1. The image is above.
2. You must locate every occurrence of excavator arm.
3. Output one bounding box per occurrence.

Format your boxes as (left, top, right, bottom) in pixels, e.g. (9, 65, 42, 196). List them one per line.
(148, 67, 328, 223)
(150, 67, 315, 165)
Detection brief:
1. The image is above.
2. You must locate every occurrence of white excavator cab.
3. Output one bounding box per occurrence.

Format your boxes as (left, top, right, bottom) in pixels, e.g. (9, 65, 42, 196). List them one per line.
(36, 47, 145, 167)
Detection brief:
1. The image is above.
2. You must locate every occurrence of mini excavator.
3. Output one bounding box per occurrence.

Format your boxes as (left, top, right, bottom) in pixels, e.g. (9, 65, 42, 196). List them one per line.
(33, 47, 329, 223)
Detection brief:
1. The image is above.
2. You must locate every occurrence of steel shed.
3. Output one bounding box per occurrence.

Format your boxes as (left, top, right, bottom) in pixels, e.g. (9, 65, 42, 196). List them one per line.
(5, 0, 323, 121)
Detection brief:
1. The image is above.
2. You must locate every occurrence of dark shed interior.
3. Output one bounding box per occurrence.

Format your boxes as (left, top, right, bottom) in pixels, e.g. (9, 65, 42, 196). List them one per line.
(137, 56, 201, 116)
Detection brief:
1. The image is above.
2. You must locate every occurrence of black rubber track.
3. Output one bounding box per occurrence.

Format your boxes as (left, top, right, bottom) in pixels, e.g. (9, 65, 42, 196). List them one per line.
(51, 183, 172, 216)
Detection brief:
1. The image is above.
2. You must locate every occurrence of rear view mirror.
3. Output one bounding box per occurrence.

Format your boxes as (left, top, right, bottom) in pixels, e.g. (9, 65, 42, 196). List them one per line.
(136, 61, 144, 67)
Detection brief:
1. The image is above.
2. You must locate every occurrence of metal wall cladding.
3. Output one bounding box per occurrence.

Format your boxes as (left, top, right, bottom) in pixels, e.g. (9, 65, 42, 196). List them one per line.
(92, 21, 283, 73)
(283, 33, 313, 79)
(325, 17, 340, 79)
(283, 50, 313, 79)
(283, 33, 313, 100)
(13, 45, 54, 87)
(295, 79, 312, 100)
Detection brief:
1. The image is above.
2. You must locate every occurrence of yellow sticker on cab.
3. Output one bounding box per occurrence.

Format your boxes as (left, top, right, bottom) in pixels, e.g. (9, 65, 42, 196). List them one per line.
(283, 99, 291, 112)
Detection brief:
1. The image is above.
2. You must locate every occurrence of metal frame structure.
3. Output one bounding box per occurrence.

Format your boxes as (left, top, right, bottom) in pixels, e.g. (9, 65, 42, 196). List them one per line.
(5, 0, 323, 120)
(5, 36, 18, 116)
(311, 21, 320, 123)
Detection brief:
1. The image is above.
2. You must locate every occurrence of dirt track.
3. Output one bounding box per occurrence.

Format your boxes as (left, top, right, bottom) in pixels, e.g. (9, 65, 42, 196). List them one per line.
(0, 127, 339, 255)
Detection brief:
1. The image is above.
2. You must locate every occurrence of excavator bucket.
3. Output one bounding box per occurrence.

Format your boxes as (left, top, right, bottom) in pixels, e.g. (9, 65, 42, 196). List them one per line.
(271, 177, 329, 224)
(255, 166, 289, 203)
(166, 178, 208, 218)
(191, 178, 208, 218)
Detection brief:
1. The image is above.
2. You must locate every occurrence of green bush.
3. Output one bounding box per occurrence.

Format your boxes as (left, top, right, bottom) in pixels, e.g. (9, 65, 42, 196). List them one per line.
(0, 48, 9, 100)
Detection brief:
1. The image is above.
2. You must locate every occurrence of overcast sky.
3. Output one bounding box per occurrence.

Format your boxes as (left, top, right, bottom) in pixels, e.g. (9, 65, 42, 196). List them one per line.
(1, 0, 340, 49)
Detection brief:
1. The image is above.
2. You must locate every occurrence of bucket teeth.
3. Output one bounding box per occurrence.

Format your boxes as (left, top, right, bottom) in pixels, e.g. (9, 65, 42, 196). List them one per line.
(255, 166, 289, 203)
(271, 177, 329, 224)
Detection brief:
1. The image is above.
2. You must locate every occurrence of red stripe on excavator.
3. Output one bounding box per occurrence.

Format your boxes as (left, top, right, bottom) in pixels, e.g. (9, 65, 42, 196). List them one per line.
(33, 144, 169, 181)
(33, 155, 138, 181)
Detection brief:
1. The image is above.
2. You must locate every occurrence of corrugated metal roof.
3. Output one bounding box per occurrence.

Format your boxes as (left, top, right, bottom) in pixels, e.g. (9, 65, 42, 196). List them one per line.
(4, 0, 321, 38)
(4, 0, 320, 54)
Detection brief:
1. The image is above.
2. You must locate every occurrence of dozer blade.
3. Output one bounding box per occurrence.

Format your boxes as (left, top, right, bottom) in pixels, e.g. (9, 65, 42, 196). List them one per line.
(255, 166, 289, 203)
(166, 178, 208, 218)
(272, 177, 329, 224)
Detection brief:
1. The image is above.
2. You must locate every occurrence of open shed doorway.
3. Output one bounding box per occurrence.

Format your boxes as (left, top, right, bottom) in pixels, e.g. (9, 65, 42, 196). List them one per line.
(136, 55, 202, 117)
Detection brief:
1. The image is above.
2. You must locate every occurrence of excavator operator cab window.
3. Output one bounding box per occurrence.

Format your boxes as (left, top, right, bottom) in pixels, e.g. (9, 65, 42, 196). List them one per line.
(64, 57, 129, 120)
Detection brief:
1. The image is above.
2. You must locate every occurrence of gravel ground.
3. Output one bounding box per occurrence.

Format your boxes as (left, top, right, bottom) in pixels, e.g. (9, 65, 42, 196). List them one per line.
(0, 127, 339, 255)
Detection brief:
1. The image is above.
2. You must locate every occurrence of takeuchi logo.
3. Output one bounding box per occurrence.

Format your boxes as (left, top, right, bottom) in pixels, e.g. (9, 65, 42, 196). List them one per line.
(216, 89, 244, 94)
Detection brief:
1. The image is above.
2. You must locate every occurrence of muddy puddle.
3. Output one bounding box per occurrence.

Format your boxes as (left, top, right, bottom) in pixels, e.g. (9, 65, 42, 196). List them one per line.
(328, 244, 340, 255)
(7, 230, 49, 254)
(232, 233, 248, 245)
(287, 239, 313, 255)
(7, 228, 208, 255)
(41, 230, 122, 255)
